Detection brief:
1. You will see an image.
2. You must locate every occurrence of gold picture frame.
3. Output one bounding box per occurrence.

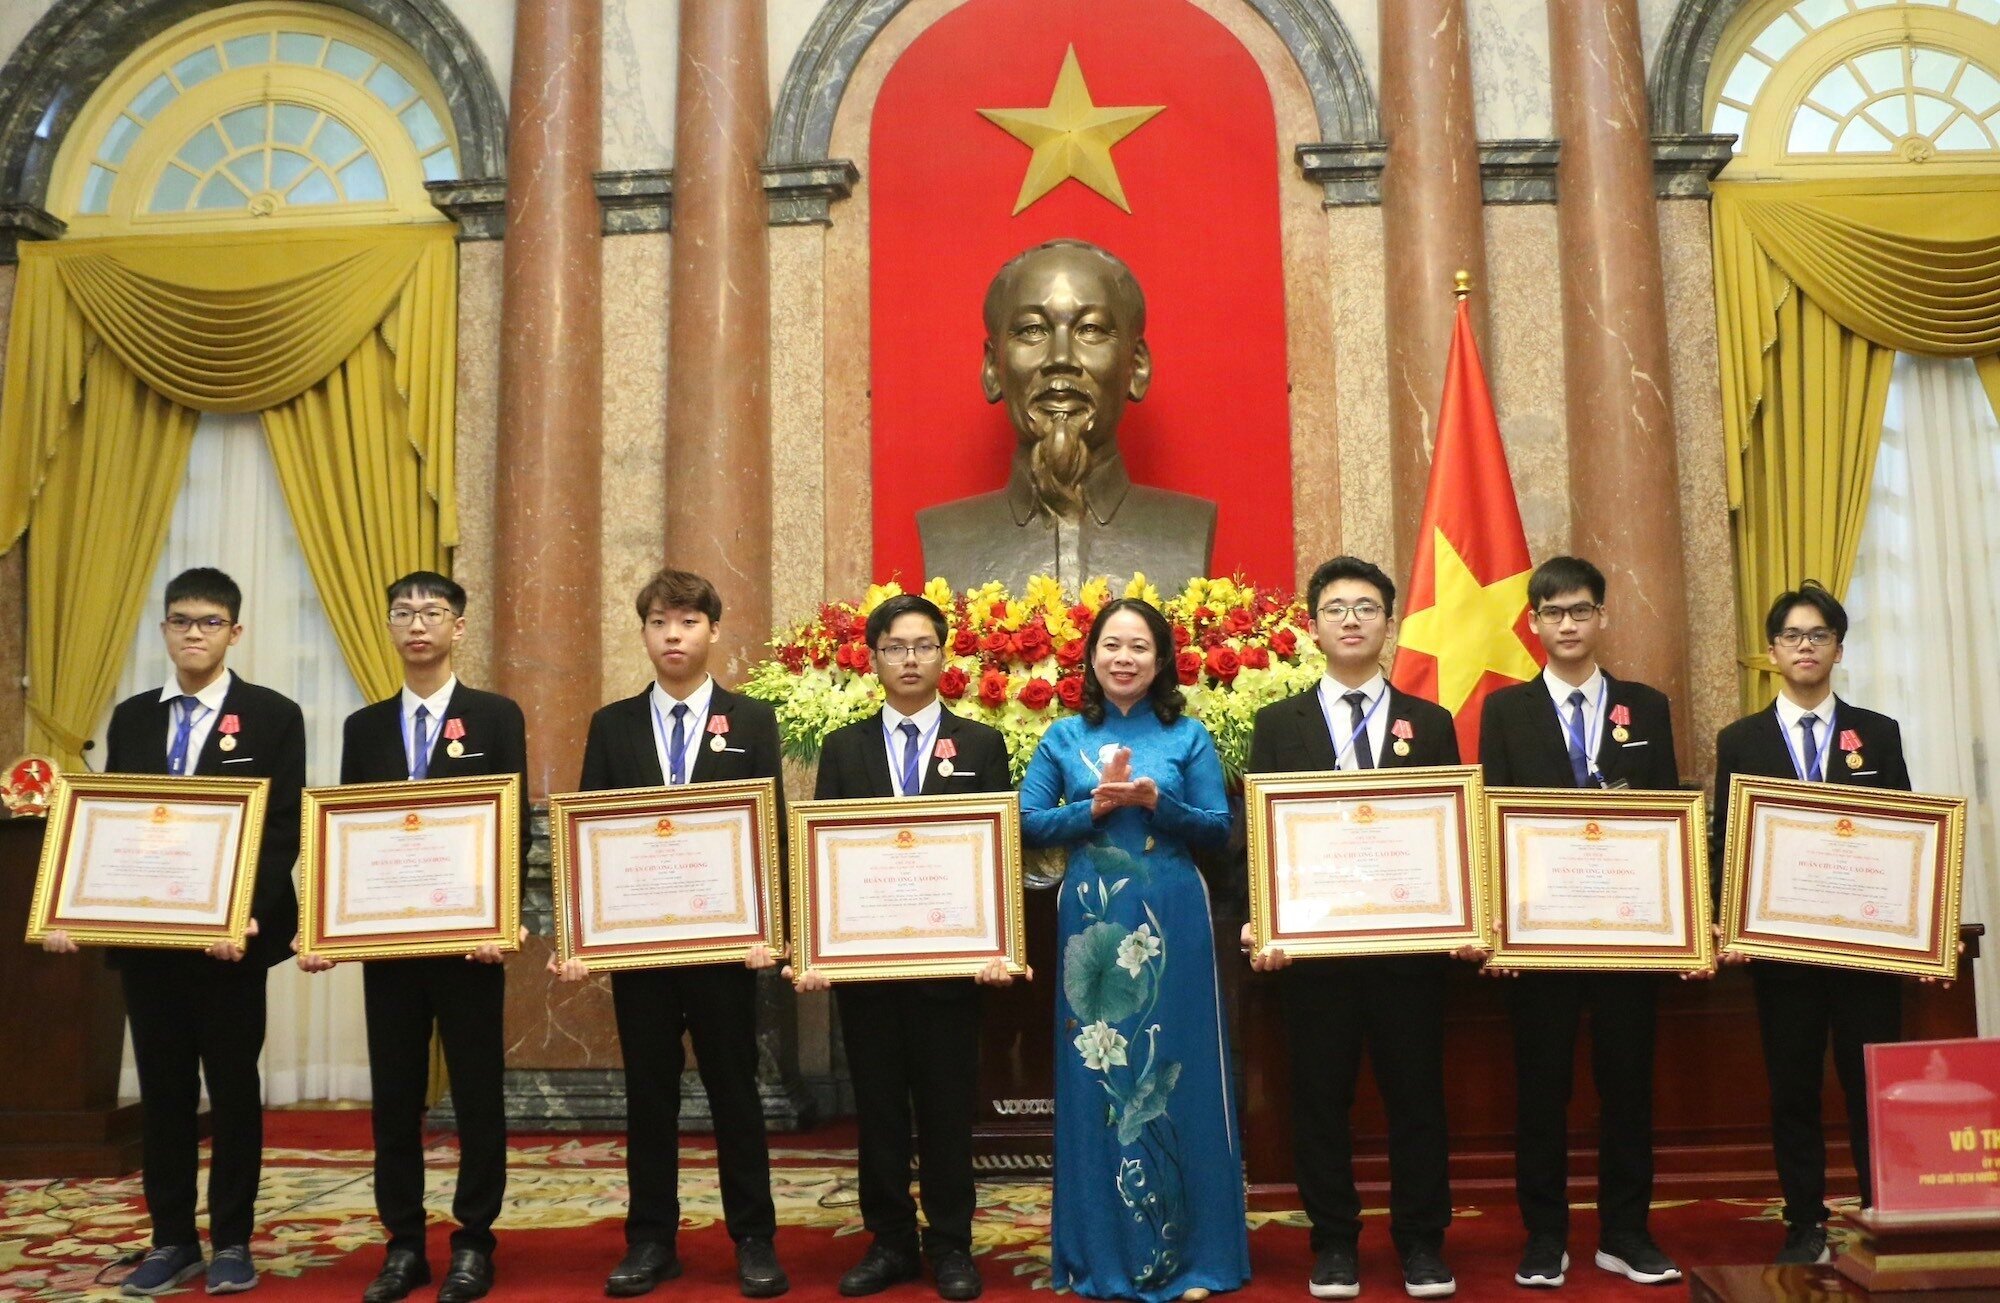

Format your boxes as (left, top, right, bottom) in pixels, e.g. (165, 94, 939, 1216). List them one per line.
(1485, 786, 1713, 973)
(789, 792, 1026, 982)
(548, 778, 784, 972)
(26, 772, 269, 950)
(1721, 774, 1966, 980)
(298, 773, 522, 961)
(1244, 765, 1489, 960)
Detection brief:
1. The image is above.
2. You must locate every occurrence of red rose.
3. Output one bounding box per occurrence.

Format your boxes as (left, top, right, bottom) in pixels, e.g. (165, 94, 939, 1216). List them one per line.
(1172, 624, 1192, 649)
(978, 669, 1009, 708)
(810, 647, 830, 669)
(978, 630, 1011, 658)
(1069, 604, 1094, 630)
(1176, 647, 1203, 686)
(1018, 678, 1055, 711)
(1241, 645, 1271, 669)
(1224, 608, 1255, 636)
(1270, 628, 1298, 657)
(952, 627, 979, 656)
(989, 601, 1010, 620)
(1056, 638, 1086, 668)
(1015, 623, 1053, 663)
(939, 666, 969, 700)
(779, 646, 807, 672)
(1206, 645, 1241, 683)
(1195, 605, 1216, 623)
(1056, 673, 1085, 709)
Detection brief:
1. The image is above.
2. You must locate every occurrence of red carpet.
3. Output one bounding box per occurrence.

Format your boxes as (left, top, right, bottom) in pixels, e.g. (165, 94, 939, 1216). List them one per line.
(0, 1113, 1832, 1301)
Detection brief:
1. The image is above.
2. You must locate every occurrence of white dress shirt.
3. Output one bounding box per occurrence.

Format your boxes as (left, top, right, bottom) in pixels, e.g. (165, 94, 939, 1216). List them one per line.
(1317, 672, 1390, 771)
(159, 670, 233, 775)
(882, 699, 944, 797)
(401, 675, 458, 776)
(650, 677, 715, 785)
(1543, 665, 1608, 781)
(1773, 692, 1837, 780)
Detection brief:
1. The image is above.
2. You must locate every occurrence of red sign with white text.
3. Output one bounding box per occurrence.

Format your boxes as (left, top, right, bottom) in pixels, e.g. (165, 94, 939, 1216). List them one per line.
(1868, 1037, 2000, 1213)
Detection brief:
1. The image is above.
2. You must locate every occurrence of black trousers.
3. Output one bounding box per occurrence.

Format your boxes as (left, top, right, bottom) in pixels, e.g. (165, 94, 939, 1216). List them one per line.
(1508, 971, 1657, 1239)
(611, 964, 776, 1246)
(1279, 956, 1451, 1255)
(362, 958, 507, 1256)
(1751, 961, 1902, 1226)
(835, 980, 982, 1256)
(121, 953, 269, 1250)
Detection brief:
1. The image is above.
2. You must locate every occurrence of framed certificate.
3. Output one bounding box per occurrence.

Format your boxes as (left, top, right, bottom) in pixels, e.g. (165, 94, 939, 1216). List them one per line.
(1244, 765, 1488, 959)
(548, 778, 784, 971)
(1721, 774, 1966, 979)
(25, 772, 268, 950)
(1485, 787, 1712, 972)
(298, 774, 522, 961)
(789, 793, 1025, 981)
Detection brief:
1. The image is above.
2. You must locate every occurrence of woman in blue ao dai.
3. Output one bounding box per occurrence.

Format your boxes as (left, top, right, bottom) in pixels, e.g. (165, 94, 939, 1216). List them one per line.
(1019, 599, 1250, 1302)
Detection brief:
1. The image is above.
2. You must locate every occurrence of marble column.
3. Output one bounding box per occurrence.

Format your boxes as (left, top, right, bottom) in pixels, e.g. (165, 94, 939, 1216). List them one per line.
(494, 0, 602, 797)
(1548, 0, 1690, 735)
(1379, 0, 1489, 578)
(665, 0, 772, 680)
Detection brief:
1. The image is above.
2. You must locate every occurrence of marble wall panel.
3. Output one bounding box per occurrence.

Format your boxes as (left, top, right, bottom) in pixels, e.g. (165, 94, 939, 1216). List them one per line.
(1325, 0, 1382, 111)
(1468, 0, 1554, 140)
(437, 0, 516, 111)
(0, 264, 21, 753)
(770, 223, 827, 623)
(601, 231, 673, 694)
(452, 240, 502, 689)
(1482, 204, 1568, 567)
(603, 0, 676, 172)
(1659, 198, 1735, 782)
(0, 1, 58, 70)
(770, 0, 823, 108)
(504, 937, 621, 1068)
(1638, 0, 1687, 76)
(1328, 206, 1393, 570)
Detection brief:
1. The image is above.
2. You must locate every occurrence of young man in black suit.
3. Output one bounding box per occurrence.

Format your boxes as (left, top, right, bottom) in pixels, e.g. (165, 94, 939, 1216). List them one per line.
(299, 571, 528, 1303)
(43, 568, 304, 1296)
(787, 594, 1017, 1302)
(1240, 556, 1463, 1301)
(1711, 584, 1912, 1266)
(1478, 555, 1682, 1289)
(552, 568, 790, 1299)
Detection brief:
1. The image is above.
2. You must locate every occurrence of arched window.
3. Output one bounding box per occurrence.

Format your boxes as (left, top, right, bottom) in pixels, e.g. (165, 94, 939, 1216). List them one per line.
(1706, 0, 2000, 174)
(49, 1, 458, 231)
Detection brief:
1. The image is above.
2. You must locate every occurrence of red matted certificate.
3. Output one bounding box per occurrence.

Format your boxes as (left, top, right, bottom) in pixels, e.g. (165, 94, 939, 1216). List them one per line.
(26, 773, 267, 950)
(548, 778, 783, 971)
(1486, 787, 1711, 972)
(298, 774, 521, 961)
(1722, 774, 1965, 979)
(789, 793, 1025, 981)
(1244, 765, 1488, 959)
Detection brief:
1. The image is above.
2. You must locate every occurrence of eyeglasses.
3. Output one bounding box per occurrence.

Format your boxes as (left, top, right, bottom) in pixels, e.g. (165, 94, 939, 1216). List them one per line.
(1774, 629, 1838, 649)
(1532, 602, 1602, 626)
(1316, 602, 1385, 622)
(388, 606, 454, 628)
(165, 615, 231, 634)
(876, 642, 943, 664)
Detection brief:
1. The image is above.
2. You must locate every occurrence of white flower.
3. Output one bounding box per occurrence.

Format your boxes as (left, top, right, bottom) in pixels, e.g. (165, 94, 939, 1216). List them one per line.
(1074, 1020, 1129, 1072)
(1099, 742, 1121, 767)
(1117, 924, 1162, 976)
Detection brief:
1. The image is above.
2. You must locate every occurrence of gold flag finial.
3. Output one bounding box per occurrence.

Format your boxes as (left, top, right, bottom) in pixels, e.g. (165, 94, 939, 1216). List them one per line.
(1452, 269, 1474, 301)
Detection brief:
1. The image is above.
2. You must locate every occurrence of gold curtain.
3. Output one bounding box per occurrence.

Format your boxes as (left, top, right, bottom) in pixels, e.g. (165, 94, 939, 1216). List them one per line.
(1711, 176, 2000, 710)
(0, 224, 459, 758)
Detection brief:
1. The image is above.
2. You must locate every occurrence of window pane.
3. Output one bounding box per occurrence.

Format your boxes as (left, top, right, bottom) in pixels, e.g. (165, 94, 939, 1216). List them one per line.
(311, 117, 364, 166)
(149, 164, 197, 212)
(399, 99, 445, 152)
(223, 33, 271, 67)
(100, 113, 143, 164)
(220, 105, 267, 150)
(365, 63, 416, 109)
(172, 46, 222, 89)
(1808, 65, 1869, 114)
(1836, 116, 1896, 150)
(1794, 0, 1847, 29)
(1935, 115, 1993, 148)
(1854, 48, 1907, 94)
(272, 103, 317, 146)
(1722, 55, 1774, 106)
(226, 153, 266, 192)
(323, 40, 374, 80)
(80, 164, 115, 214)
(1913, 92, 1956, 134)
(289, 171, 337, 206)
(421, 146, 458, 181)
(177, 124, 228, 171)
(196, 173, 246, 210)
(1960, 64, 2000, 114)
(275, 32, 324, 65)
(1751, 14, 1807, 60)
(337, 153, 387, 201)
(1789, 104, 1841, 151)
(269, 150, 312, 190)
(1912, 47, 1962, 92)
(128, 74, 177, 121)
(1712, 103, 1750, 147)
(1962, 0, 2000, 23)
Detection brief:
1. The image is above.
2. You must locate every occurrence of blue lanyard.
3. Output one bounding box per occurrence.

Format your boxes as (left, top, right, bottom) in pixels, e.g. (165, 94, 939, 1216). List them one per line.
(1782, 703, 1836, 781)
(1575, 688, 1609, 783)
(883, 710, 943, 796)
(1325, 684, 1387, 768)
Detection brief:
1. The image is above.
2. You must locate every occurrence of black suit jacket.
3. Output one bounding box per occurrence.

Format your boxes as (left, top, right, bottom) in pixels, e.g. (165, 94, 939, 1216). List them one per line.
(105, 675, 306, 969)
(1247, 682, 1461, 775)
(813, 707, 1014, 803)
(340, 682, 531, 889)
(1709, 698, 1910, 897)
(1479, 672, 1680, 792)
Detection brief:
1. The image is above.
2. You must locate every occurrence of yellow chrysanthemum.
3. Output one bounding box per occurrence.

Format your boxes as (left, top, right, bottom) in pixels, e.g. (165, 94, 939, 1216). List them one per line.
(923, 577, 957, 609)
(1123, 573, 1162, 607)
(859, 582, 903, 615)
(1079, 577, 1111, 612)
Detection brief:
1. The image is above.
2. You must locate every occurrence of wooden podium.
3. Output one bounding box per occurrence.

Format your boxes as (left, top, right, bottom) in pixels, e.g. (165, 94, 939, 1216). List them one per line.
(0, 814, 144, 1176)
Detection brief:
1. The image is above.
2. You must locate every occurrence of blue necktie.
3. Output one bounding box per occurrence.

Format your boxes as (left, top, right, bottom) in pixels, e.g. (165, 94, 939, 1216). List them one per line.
(410, 705, 431, 780)
(167, 695, 200, 776)
(1565, 690, 1592, 788)
(668, 703, 689, 784)
(898, 721, 922, 795)
(1800, 716, 1823, 782)
(1344, 691, 1375, 770)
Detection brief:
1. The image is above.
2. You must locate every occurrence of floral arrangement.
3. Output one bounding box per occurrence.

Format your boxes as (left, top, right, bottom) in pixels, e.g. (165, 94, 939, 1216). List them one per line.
(740, 572, 1326, 781)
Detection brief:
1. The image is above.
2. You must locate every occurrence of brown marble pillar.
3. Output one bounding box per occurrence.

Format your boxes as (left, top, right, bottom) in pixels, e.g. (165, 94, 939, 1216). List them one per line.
(493, 0, 604, 798)
(665, 0, 772, 681)
(1548, 0, 1690, 737)
(1379, 0, 1489, 578)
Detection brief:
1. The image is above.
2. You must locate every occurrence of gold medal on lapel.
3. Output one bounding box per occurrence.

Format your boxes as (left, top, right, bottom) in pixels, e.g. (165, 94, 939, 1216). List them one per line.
(446, 740, 465, 758)
(218, 735, 237, 752)
(1847, 751, 1863, 770)
(937, 760, 954, 777)
(1611, 725, 1629, 743)
(1392, 739, 1411, 757)
(710, 734, 726, 752)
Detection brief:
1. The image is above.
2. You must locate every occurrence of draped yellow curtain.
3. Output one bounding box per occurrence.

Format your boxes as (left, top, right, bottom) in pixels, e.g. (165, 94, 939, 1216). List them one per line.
(1711, 176, 2000, 710)
(0, 224, 459, 760)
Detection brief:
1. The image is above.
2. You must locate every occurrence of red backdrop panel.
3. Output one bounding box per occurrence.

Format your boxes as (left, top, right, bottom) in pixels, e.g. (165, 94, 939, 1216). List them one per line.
(868, 0, 1296, 589)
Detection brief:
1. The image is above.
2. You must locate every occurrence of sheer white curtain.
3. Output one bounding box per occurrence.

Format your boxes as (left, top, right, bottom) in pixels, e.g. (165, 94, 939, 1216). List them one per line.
(97, 411, 373, 1102)
(1845, 352, 2000, 1034)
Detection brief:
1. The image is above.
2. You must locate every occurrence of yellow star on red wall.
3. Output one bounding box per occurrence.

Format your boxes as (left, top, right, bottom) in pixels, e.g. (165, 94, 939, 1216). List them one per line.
(979, 46, 1164, 215)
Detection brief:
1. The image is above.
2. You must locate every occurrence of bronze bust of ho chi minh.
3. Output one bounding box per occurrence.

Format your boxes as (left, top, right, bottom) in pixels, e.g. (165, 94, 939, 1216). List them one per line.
(916, 239, 1217, 595)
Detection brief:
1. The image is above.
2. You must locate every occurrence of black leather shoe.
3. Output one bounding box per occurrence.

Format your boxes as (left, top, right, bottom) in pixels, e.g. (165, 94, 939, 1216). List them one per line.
(436, 1248, 494, 1303)
(608, 1242, 683, 1297)
(736, 1237, 790, 1299)
(361, 1249, 431, 1303)
(931, 1250, 982, 1301)
(839, 1243, 921, 1297)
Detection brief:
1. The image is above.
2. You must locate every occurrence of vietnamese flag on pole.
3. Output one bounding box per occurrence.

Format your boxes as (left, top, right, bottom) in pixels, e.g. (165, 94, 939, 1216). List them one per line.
(1390, 284, 1544, 761)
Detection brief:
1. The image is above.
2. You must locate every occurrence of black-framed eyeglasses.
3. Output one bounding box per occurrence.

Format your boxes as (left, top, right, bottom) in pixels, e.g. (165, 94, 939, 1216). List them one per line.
(1532, 602, 1602, 626)
(164, 615, 231, 634)
(1774, 628, 1837, 649)
(876, 642, 943, 664)
(1316, 601, 1385, 622)
(388, 606, 454, 628)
